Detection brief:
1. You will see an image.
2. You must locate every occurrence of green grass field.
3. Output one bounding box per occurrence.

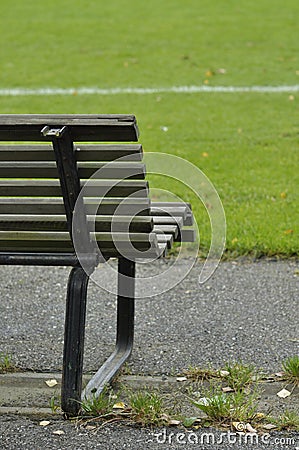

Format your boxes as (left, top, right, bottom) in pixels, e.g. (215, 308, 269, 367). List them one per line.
(1, 0, 298, 257)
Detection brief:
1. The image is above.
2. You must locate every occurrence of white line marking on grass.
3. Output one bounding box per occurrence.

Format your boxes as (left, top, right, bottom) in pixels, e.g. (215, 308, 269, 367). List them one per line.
(0, 85, 299, 96)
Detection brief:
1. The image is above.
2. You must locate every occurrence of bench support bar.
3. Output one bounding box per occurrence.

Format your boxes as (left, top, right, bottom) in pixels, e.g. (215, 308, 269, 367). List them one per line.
(61, 258, 135, 416)
(81, 258, 135, 404)
(61, 267, 89, 416)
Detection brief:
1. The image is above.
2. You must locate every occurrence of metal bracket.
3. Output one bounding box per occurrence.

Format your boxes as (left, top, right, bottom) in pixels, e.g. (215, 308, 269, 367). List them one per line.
(41, 125, 67, 138)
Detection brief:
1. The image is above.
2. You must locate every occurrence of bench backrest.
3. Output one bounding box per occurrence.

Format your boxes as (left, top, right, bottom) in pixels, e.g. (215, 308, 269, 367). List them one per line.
(0, 115, 195, 265)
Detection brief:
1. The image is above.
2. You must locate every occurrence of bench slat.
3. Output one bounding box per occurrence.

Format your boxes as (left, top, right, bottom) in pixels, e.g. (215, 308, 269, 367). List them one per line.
(0, 231, 159, 255)
(153, 225, 179, 239)
(0, 114, 139, 142)
(0, 198, 150, 215)
(0, 180, 148, 198)
(179, 229, 196, 242)
(152, 216, 184, 228)
(151, 205, 193, 226)
(0, 161, 146, 179)
(152, 202, 193, 225)
(0, 144, 143, 162)
(0, 215, 153, 232)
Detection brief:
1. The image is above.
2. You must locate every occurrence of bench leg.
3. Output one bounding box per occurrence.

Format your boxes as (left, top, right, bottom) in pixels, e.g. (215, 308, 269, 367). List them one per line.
(61, 267, 89, 416)
(82, 257, 135, 401)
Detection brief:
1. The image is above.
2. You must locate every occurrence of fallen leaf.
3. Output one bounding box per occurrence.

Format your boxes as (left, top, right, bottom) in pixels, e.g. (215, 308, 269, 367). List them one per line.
(288, 95, 295, 101)
(201, 152, 209, 158)
(160, 126, 168, 132)
(231, 238, 238, 244)
(45, 379, 58, 388)
(284, 229, 293, 235)
(85, 425, 97, 430)
(168, 419, 181, 426)
(113, 402, 126, 409)
(176, 376, 187, 382)
(217, 68, 226, 74)
(222, 386, 234, 393)
(205, 70, 214, 77)
(219, 370, 229, 377)
(246, 423, 257, 433)
(39, 420, 50, 427)
(274, 372, 284, 377)
(277, 388, 291, 398)
(263, 423, 277, 430)
(280, 192, 287, 199)
(204, 79, 209, 84)
(53, 430, 65, 435)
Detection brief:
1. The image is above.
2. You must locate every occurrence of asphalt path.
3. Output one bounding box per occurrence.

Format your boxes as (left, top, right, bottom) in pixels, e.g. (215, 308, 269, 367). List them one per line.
(0, 259, 298, 449)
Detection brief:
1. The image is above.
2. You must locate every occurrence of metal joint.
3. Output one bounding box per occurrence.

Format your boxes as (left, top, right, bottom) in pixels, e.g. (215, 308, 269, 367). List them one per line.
(41, 125, 67, 138)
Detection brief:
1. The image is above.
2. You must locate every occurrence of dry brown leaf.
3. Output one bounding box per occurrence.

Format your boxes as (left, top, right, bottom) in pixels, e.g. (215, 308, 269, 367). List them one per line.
(176, 376, 187, 382)
(219, 370, 229, 377)
(112, 402, 126, 409)
(39, 420, 50, 427)
(53, 430, 65, 435)
(222, 386, 234, 393)
(45, 379, 58, 388)
(277, 388, 291, 398)
(245, 423, 257, 433)
(263, 423, 277, 430)
(168, 419, 181, 426)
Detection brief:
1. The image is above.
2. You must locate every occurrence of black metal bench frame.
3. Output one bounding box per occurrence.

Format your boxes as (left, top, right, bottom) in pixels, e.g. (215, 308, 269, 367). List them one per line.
(0, 115, 194, 416)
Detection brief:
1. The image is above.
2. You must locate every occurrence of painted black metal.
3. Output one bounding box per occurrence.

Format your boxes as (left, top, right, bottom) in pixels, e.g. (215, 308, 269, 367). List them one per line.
(61, 267, 90, 416)
(47, 127, 98, 269)
(82, 258, 135, 402)
(0, 252, 79, 266)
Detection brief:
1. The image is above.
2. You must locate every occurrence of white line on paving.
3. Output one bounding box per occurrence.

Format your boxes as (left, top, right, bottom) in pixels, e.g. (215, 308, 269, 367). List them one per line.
(0, 85, 298, 96)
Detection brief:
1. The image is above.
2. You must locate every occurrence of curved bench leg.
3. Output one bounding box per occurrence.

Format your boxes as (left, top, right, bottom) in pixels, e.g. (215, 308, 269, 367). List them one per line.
(82, 257, 135, 401)
(61, 267, 89, 416)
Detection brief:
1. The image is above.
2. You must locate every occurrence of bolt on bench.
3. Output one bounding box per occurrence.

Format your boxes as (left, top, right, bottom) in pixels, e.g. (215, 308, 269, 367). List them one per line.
(0, 115, 195, 416)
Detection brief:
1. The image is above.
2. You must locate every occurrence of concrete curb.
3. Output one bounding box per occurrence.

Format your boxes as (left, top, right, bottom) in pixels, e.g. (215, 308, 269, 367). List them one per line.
(1, 372, 298, 417)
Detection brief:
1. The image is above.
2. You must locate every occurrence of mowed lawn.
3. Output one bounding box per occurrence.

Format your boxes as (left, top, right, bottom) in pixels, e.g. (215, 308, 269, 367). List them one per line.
(0, 0, 298, 257)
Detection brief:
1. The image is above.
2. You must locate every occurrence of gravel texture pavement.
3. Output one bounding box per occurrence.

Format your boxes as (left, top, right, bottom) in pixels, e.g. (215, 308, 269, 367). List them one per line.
(0, 258, 298, 449)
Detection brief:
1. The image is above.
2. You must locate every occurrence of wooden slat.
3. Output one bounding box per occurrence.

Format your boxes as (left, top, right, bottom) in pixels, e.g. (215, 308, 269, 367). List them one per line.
(179, 229, 196, 242)
(151, 204, 193, 226)
(0, 161, 146, 179)
(0, 198, 150, 215)
(75, 144, 143, 161)
(0, 144, 143, 161)
(0, 115, 139, 142)
(153, 225, 179, 239)
(152, 216, 184, 228)
(0, 179, 148, 197)
(152, 202, 193, 225)
(0, 215, 153, 233)
(0, 231, 159, 255)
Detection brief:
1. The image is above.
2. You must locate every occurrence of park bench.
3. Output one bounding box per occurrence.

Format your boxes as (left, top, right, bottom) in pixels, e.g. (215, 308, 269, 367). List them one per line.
(0, 114, 195, 416)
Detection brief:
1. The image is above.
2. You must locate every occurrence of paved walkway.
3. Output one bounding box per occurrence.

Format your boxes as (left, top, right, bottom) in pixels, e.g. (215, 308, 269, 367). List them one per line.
(0, 259, 298, 449)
